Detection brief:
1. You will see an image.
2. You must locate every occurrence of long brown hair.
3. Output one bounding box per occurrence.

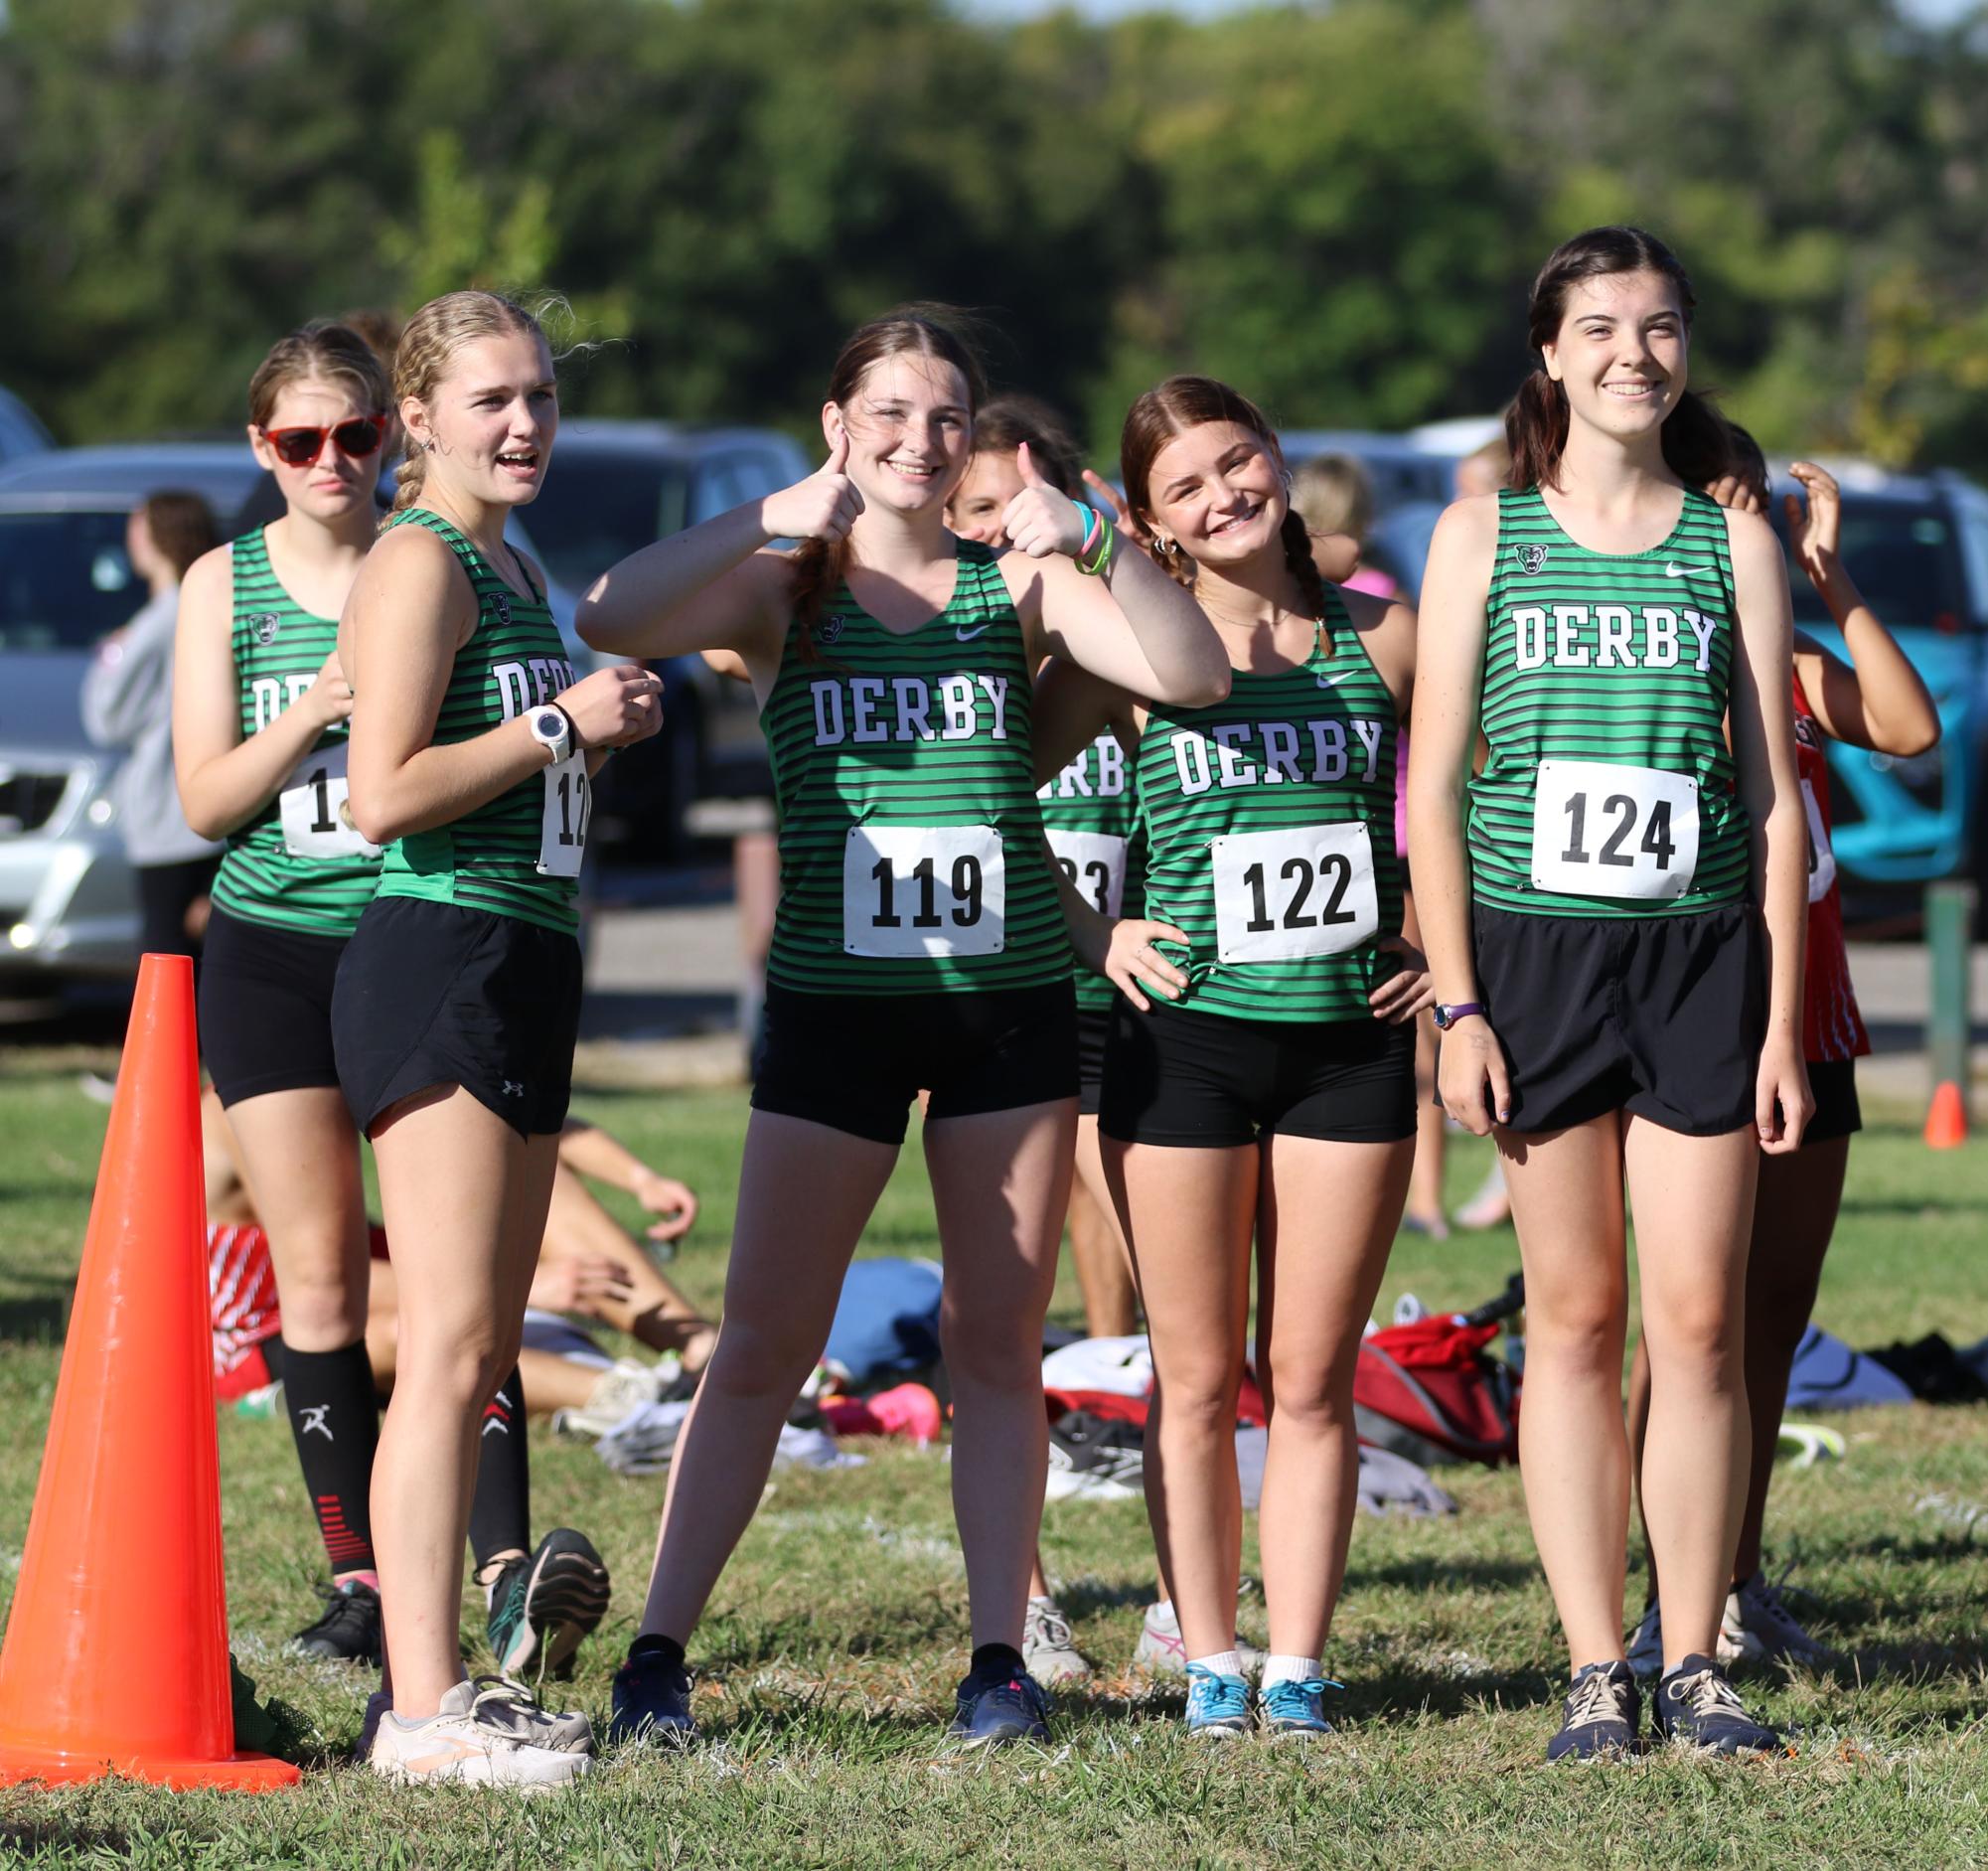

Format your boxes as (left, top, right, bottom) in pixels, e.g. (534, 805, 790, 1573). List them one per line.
(789, 305, 988, 654)
(1505, 227, 1731, 493)
(1119, 375, 1326, 624)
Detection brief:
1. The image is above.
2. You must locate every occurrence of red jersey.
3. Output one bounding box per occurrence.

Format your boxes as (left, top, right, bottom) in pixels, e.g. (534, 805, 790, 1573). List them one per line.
(208, 1222, 281, 1388)
(1794, 673, 1870, 1062)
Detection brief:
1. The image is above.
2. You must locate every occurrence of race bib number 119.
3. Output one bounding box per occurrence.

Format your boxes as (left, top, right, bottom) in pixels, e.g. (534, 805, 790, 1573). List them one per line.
(1530, 759, 1699, 901)
(279, 741, 381, 859)
(843, 825, 1005, 957)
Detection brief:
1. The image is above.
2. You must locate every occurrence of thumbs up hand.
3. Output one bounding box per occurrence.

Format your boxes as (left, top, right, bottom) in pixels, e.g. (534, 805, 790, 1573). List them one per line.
(761, 429, 865, 545)
(999, 441, 1089, 560)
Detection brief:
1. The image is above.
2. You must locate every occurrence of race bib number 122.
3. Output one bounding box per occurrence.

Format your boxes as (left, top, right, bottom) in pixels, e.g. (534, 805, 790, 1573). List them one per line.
(536, 754, 589, 877)
(1530, 759, 1699, 900)
(1210, 823, 1378, 963)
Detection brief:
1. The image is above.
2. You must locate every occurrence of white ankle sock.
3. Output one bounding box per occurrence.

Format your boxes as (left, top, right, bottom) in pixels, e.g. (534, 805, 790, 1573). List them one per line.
(1262, 1653, 1320, 1688)
(1149, 1599, 1174, 1623)
(1188, 1649, 1244, 1678)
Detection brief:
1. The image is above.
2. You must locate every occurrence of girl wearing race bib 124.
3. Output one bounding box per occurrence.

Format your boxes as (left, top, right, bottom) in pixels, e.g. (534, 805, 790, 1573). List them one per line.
(333, 290, 662, 1789)
(1409, 227, 1812, 1762)
(576, 305, 1229, 1748)
(174, 323, 398, 1667)
(1035, 377, 1430, 1741)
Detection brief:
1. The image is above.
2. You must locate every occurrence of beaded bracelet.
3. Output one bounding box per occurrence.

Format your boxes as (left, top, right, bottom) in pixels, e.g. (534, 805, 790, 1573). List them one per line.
(1076, 512, 1117, 578)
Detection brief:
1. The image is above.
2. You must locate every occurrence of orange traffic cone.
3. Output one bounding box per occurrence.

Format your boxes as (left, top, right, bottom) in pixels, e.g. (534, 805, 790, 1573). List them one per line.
(1925, 1080, 1968, 1151)
(0, 956, 299, 1790)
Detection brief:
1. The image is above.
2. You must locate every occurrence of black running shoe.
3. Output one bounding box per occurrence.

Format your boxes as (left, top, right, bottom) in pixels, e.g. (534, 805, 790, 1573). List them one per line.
(1652, 1653, 1787, 1756)
(1545, 1659, 1638, 1762)
(606, 1638, 697, 1747)
(291, 1579, 382, 1664)
(486, 1528, 611, 1682)
(949, 1663, 1051, 1745)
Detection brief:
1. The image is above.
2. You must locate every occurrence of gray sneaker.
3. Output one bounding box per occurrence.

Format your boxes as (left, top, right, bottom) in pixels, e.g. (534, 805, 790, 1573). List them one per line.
(365, 1678, 590, 1789)
(1021, 1597, 1093, 1685)
(1132, 1601, 1265, 1678)
(1722, 1570, 1825, 1667)
(360, 1677, 593, 1762)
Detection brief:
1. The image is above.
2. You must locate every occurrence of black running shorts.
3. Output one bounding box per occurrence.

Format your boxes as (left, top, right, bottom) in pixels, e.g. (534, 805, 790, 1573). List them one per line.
(198, 906, 347, 1108)
(752, 979, 1078, 1147)
(1470, 901, 1764, 1137)
(1099, 999, 1416, 1149)
(1801, 1057, 1861, 1147)
(331, 897, 583, 1140)
(1075, 1004, 1112, 1118)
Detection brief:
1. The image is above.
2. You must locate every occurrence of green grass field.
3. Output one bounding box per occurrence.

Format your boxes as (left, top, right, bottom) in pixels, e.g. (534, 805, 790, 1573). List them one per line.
(1, 1041, 1985, 1868)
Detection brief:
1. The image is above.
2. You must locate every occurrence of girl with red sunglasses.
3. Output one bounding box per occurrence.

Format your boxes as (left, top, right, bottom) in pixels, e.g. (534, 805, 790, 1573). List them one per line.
(173, 322, 400, 1664)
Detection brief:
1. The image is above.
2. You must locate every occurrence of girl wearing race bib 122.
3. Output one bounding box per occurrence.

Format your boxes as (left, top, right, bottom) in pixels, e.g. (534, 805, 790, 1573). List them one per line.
(1409, 227, 1812, 1762)
(333, 290, 662, 1789)
(1035, 377, 1430, 1740)
(576, 306, 1229, 1748)
(174, 323, 398, 1666)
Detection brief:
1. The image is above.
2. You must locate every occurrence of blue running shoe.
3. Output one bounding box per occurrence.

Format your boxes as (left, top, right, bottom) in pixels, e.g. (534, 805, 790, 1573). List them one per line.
(606, 1638, 696, 1747)
(1184, 1663, 1251, 1740)
(949, 1665, 1051, 1745)
(1261, 1675, 1340, 1740)
(1652, 1654, 1787, 1756)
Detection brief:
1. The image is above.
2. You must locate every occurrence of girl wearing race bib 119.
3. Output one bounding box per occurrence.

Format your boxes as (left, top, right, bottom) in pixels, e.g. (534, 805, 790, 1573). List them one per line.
(1034, 376, 1430, 1742)
(1409, 227, 1811, 1763)
(576, 305, 1229, 1748)
(333, 290, 662, 1789)
(174, 323, 398, 1668)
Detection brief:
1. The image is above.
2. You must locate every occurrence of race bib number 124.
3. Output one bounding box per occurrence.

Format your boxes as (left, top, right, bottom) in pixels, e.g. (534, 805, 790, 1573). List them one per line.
(1530, 759, 1699, 901)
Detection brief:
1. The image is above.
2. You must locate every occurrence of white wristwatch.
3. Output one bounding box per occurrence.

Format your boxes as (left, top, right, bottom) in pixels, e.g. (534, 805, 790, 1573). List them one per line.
(527, 704, 575, 764)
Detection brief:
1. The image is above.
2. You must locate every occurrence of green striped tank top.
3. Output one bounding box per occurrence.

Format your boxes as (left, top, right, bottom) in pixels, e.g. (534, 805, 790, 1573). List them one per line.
(1038, 729, 1141, 1015)
(1468, 486, 1749, 917)
(1136, 590, 1401, 1023)
(209, 527, 382, 938)
(761, 541, 1071, 995)
(372, 510, 581, 936)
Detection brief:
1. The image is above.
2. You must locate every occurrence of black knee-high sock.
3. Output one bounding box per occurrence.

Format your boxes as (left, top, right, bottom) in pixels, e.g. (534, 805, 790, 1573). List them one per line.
(468, 1366, 532, 1578)
(279, 1338, 380, 1578)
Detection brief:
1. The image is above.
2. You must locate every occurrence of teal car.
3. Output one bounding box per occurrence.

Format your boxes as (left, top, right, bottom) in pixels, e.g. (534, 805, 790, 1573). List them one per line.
(1771, 470, 1988, 886)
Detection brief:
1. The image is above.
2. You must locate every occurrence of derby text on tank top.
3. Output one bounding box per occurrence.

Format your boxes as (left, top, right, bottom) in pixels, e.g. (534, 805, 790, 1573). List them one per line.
(1136, 589, 1401, 1023)
(1038, 727, 1142, 1015)
(1793, 672, 1869, 1062)
(209, 527, 382, 938)
(1468, 486, 1750, 917)
(761, 540, 1071, 995)
(372, 510, 582, 936)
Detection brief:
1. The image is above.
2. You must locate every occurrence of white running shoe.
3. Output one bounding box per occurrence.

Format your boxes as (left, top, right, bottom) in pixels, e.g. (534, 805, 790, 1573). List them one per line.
(366, 1677, 591, 1789)
(553, 1357, 679, 1440)
(1625, 1599, 1665, 1679)
(1021, 1597, 1094, 1685)
(1722, 1570, 1825, 1667)
(1132, 1601, 1265, 1678)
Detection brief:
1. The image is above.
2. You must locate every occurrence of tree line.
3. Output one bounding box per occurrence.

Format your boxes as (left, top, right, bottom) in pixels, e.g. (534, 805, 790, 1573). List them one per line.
(3, 0, 1985, 473)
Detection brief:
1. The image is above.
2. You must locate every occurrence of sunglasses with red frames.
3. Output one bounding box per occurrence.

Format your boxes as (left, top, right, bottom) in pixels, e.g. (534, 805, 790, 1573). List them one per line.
(259, 414, 388, 468)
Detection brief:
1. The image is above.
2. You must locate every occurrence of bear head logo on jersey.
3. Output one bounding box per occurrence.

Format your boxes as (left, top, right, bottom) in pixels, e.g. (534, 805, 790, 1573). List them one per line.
(492, 590, 513, 628)
(1514, 545, 1550, 575)
(817, 613, 846, 647)
(249, 612, 282, 645)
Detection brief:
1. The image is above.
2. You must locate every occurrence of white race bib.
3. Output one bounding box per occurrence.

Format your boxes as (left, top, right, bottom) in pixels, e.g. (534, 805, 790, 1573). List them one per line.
(536, 754, 590, 877)
(278, 742, 381, 859)
(1045, 829, 1128, 918)
(1801, 777, 1836, 905)
(1210, 823, 1378, 963)
(1530, 759, 1699, 900)
(843, 825, 1004, 957)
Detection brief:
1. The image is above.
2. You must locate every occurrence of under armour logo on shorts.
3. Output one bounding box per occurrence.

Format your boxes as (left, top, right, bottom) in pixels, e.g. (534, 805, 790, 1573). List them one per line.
(1513, 545, 1550, 575)
(503, 1079, 524, 1097)
(248, 612, 282, 644)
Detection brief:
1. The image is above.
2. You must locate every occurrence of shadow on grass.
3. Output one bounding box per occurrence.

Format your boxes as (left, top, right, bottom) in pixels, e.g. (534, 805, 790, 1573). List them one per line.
(0, 1292, 70, 1344)
(1351, 1557, 1540, 1594)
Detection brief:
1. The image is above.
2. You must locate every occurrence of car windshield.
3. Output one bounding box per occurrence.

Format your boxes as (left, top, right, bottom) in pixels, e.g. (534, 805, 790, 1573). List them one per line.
(521, 450, 688, 595)
(1779, 499, 1971, 630)
(0, 510, 144, 650)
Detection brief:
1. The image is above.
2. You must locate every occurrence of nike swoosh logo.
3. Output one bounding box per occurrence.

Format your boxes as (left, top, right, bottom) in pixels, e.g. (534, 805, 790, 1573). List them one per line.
(956, 623, 989, 641)
(1663, 562, 1716, 578)
(1316, 672, 1349, 688)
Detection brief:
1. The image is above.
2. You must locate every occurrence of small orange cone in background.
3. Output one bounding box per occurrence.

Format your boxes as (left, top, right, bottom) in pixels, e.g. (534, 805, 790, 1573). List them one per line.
(0, 955, 299, 1790)
(1924, 1080, 1968, 1151)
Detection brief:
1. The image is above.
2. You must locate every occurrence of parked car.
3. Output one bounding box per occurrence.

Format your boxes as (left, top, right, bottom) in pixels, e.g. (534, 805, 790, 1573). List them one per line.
(1767, 467, 1988, 887)
(0, 444, 589, 980)
(0, 387, 55, 468)
(515, 418, 812, 857)
(0, 445, 263, 978)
